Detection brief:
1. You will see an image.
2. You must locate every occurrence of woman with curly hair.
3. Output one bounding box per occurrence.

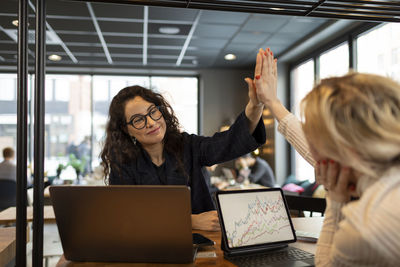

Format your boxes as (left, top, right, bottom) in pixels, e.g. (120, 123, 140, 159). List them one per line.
(100, 82, 268, 231)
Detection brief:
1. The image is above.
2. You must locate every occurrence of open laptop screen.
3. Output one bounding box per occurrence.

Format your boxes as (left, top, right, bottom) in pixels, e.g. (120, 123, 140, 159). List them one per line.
(216, 188, 296, 250)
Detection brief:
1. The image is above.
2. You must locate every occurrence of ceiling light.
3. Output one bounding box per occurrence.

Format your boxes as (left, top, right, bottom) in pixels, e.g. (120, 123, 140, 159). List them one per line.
(271, 8, 284, 11)
(224, 54, 236, 61)
(12, 20, 30, 27)
(159, 27, 180, 35)
(48, 54, 62, 61)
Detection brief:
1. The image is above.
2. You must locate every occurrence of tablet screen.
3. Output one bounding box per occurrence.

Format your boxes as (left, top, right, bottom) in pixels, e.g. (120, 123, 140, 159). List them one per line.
(217, 189, 295, 249)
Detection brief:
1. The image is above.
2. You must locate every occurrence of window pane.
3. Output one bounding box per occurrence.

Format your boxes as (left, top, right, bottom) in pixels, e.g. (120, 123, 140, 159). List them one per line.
(92, 75, 151, 168)
(291, 60, 315, 182)
(292, 60, 314, 118)
(45, 78, 53, 101)
(0, 74, 17, 160)
(320, 42, 349, 79)
(54, 78, 70, 101)
(45, 75, 91, 177)
(357, 23, 400, 83)
(151, 77, 198, 134)
(0, 74, 16, 101)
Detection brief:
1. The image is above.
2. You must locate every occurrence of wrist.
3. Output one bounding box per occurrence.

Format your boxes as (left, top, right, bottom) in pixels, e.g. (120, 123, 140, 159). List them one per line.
(191, 214, 199, 229)
(265, 99, 281, 110)
(247, 101, 264, 111)
(268, 100, 290, 122)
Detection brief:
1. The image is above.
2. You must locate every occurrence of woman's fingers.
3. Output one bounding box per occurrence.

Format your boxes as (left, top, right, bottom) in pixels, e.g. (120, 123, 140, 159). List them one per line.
(336, 166, 351, 193)
(319, 159, 328, 189)
(245, 77, 255, 91)
(326, 160, 339, 190)
(273, 57, 278, 76)
(314, 161, 322, 184)
(254, 50, 263, 80)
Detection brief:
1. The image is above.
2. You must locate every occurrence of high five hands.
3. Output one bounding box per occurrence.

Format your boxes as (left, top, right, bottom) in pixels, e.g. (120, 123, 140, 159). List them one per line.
(245, 48, 278, 107)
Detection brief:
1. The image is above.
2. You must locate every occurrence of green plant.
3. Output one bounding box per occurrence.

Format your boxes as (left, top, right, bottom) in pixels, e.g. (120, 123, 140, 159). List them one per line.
(56, 163, 66, 178)
(68, 154, 86, 177)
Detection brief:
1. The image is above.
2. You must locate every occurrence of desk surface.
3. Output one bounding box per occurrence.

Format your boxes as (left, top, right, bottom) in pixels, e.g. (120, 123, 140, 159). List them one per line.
(56, 217, 324, 266)
(0, 206, 55, 225)
(0, 227, 16, 267)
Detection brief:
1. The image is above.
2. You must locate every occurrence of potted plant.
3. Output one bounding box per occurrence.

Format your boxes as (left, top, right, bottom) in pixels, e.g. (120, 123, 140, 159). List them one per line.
(68, 154, 86, 184)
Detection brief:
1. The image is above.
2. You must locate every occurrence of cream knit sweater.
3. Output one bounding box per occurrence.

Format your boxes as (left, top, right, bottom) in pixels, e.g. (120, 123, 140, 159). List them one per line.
(278, 113, 400, 266)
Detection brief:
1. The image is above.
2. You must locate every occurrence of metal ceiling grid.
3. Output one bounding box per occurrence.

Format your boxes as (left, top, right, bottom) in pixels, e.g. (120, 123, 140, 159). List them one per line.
(1, 0, 398, 70)
(85, 0, 400, 22)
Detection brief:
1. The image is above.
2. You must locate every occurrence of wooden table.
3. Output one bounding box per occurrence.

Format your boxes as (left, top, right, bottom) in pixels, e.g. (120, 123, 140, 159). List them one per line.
(56, 217, 324, 266)
(0, 206, 55, 225)
(0, 227, 16, 267)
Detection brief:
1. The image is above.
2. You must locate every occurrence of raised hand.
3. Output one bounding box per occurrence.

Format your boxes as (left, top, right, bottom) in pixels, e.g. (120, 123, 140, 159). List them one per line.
(245, 51, 263, 107)
(245, 48, 290, 122)
(254, 48, 278, 106)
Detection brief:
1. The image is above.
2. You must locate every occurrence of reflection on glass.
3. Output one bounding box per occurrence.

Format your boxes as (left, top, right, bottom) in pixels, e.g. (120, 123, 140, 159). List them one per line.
(291, 60, 315, 182)
(357, 23, 400, 83)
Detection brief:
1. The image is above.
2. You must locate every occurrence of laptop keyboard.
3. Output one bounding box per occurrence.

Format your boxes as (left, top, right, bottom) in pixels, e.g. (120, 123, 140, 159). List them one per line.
(225, 246, 314, 267)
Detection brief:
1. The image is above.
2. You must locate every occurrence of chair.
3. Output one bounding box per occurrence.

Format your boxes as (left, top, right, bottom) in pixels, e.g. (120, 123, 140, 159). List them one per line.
(284, 193, 326, 217)
(0, 180, 16, 211)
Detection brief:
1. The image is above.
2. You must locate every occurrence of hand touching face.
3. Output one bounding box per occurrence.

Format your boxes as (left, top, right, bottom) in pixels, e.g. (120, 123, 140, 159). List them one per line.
(315, 160, 358, 203)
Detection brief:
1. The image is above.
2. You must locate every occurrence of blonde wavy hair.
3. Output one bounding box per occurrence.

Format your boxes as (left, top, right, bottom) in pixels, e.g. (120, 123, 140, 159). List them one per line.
(301, 72, 400, 179)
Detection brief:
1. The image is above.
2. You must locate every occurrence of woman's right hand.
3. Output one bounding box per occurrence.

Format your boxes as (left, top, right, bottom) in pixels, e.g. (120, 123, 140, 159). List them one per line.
(245, 48, 289, 121)
(254, 48, 279, 106)
(191, 210, 220, 231)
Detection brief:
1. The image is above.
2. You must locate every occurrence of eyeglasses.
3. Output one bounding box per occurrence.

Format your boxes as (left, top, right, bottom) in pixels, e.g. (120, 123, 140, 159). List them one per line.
(126, 106, 163, 130)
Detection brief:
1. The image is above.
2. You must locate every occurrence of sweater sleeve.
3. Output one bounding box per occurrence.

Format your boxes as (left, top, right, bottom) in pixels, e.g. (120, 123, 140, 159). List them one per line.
(315, 197, 345, 266)
(277, 113, 315, 166)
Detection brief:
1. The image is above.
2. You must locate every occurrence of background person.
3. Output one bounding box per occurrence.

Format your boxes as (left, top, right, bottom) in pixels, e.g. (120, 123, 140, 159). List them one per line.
(235, 153, 275, 187)
(0, 147, 16, 181)
(100, 84, 267, 231)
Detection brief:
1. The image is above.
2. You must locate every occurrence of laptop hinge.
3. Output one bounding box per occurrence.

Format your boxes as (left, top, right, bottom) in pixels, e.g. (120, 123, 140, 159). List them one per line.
(221, 234, 288, 257)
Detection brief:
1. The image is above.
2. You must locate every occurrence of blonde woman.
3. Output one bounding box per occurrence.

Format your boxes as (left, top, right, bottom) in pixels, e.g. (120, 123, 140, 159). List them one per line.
(250, 48, 400, 266)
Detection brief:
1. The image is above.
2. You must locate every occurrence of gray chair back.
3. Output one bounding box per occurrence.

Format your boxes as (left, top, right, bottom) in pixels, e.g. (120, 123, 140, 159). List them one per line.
(0, 180, 17, 211)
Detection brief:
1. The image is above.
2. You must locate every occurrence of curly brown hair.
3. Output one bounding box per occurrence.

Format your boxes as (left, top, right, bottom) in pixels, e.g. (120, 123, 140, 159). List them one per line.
(100, 85, 185, 183)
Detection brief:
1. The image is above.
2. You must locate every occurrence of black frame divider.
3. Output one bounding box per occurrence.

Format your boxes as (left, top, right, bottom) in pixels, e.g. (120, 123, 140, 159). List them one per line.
(16, 0, 29, 265)
(76, 0, 400, 23)
(12, 0, 397, 264)
(32, 0, 46, 265)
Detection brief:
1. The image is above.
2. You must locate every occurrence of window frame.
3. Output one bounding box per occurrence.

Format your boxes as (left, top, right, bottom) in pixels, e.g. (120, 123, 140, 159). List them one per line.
(287, 22, 382, 181)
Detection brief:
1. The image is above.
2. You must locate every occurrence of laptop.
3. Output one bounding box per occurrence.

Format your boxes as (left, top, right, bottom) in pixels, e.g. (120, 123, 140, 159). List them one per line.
(215, 187, 315, 267)
(50, 185, 196, 263)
